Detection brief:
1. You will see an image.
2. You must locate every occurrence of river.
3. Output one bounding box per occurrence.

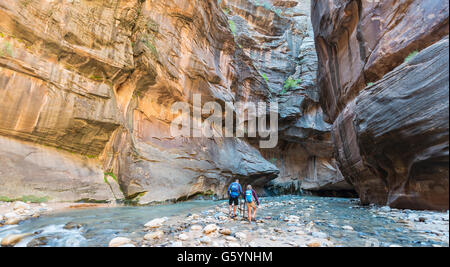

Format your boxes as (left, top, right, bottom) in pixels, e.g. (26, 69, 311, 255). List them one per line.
(0, 196, 448, 247)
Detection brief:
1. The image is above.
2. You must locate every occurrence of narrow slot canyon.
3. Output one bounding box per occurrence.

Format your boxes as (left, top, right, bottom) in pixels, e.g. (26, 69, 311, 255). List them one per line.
(0, 0, 448, 248)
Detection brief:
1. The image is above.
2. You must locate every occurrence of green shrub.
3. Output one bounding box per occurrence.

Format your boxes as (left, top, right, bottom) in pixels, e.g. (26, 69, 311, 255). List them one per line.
(0, 195, 49, 203)
(283, 78, 302, 90)
(20, 195, 49, 203)
(260, 73, 275, 93)
(142, 35, 158, 58)
(89, 75, 103, 81)
(0, 196, 13, 202)
(228, 20, 237, 36)
(104, 172, 118, 183)
(404, 51, 419, 63)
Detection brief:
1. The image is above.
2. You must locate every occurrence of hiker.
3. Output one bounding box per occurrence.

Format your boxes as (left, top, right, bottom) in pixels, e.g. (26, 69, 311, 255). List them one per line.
(227, 179, 243, 218)
(245, 185, 259, 222)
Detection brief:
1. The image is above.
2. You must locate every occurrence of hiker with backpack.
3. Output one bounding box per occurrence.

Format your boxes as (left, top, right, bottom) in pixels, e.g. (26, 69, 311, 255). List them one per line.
(227, 179, 243, 218)
(245, 185, 260, 223)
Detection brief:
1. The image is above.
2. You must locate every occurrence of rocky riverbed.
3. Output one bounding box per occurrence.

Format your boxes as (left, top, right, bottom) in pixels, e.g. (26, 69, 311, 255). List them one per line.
(0, 196, 449, 247)
(2, 196, 447, 247)
(120, 198, 449, 248)
(0, 201, 116, 227)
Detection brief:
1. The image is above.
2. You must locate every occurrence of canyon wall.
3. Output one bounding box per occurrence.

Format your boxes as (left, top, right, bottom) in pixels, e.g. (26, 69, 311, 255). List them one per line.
(312, 0, 449, 210)
(219, 0, 353, 195)
(3, 0, 446, 209)
(0, 0, 127, 202)
(0, 0, 283, 203)
(0, 0, 355, 204)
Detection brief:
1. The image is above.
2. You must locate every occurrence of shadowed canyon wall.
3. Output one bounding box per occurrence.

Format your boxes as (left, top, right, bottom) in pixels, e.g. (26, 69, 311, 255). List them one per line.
(312, 0, 449, 210)
(219, 0, 353, 195)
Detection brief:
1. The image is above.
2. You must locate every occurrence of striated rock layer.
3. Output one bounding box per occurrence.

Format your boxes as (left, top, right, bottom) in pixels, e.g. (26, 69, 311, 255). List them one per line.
(0, 0, 127, 202)
(220, 0, 353, 195)
(0, 0, 355, 203)
(0, 0, 280, 203)
(221, 0, 353, 194)
(312, 0, 449, 210)
(98, 0, 282, 203)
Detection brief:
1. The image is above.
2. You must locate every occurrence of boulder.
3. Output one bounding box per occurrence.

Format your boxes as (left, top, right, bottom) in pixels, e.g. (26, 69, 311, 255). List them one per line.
(342, 226, 354, 231)
(13, 201, 30, 211)
(190, 225, 203, 231)
(108, 237, 133, 248)
(199, 236, 212, 244)
(307, 241, 321, 247)
(235, 232, 247, 240)
(144, 231, 164, 240)
(144, 218, 167, 229)
(203, 224, 218, 234)
(4, 212, 22, 225)
(219, 228, 232, 236)
(1, 233, 33, 247)
(178, 233, 189, 241)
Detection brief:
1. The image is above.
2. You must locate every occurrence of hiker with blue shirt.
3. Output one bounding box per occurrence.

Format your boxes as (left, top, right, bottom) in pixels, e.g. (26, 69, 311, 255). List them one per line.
(227, 179, 243, 218)
(245, 185, 260, 223)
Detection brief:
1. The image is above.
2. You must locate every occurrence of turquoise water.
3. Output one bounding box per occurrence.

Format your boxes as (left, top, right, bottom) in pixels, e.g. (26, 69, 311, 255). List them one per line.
(0, 196, 448, 247)
(262, 196, 448, 247)
(0, 200, 218, 247)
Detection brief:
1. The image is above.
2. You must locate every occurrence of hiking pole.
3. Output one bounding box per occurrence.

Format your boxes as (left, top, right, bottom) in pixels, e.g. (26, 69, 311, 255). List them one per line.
(239, 194, 243, 218)
(243, 194, 247, 221)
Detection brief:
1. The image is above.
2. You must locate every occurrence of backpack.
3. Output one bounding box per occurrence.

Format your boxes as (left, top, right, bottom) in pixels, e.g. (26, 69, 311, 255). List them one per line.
(245, 189, 253, 203)
(230, 183, 240, 198)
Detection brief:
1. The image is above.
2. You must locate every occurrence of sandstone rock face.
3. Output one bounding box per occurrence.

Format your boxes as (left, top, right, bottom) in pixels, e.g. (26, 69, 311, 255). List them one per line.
(99, 0, 281, 203)
(0, 0, 280, 203)
(219, 0, 352, 194)
(312, 0, 449, 123)
(333, 38, 449, 210)
(312, 0, 449, 210)
(261, 141, 354, 195)
(0, 0, 358, 203)
(0, 136, 121, 202)
(0, 0, 134, 202)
